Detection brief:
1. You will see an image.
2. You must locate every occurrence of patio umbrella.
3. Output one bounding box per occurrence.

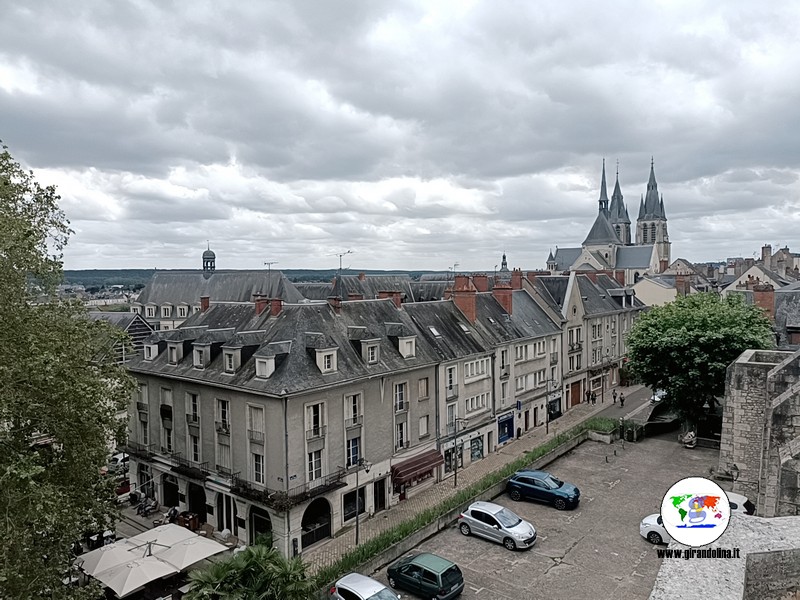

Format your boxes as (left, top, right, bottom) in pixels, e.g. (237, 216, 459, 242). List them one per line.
(155, 536, 228, 571)
(126, 524, 195, 548)
(94, 556, 178, 598)
(79, 540, 143, 577)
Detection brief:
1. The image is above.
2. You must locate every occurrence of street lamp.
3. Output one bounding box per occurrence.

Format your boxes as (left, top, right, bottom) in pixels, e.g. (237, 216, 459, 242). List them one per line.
(730, 463, 740, 492)
(354, 457, 372, 546)
(451, 418, 468, 488)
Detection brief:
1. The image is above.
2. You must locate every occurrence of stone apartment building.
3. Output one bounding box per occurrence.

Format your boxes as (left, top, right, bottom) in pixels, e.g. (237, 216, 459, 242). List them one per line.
(719, 347, 800, 517)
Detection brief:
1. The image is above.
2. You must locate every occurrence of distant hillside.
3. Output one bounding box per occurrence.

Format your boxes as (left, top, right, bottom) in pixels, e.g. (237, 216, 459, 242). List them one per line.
(62, 269, 440, 287)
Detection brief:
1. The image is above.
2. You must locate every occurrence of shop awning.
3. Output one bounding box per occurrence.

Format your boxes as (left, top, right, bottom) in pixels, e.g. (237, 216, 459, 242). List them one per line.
(391, 448, 444, 485)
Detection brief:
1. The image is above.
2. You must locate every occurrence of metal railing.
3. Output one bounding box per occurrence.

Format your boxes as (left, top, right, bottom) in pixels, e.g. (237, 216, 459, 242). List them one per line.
(231, 467, 347, 512)
(446, 384, 459, 399)
(215, 421, 230, 435)
(171, 454, 209, 479)
(568, 342, 583, 353)
(305, 425, 326, 440)
(123, 441, 154, 460)
(186, 413, 199, 424)
(345, 415, 362, 428)
(248, 429, 265, 443)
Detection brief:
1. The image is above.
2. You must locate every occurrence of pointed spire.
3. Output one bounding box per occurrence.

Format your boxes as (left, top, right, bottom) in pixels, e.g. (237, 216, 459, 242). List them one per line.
(598, 159, 609, 212)
(638, 194, 645, 220)
(660, 196, 667, 220)
(547, 249, 554, 262)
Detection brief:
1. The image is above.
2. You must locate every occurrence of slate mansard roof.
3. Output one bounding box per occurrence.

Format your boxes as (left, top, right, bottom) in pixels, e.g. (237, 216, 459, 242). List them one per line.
(402, 301, 492, 362)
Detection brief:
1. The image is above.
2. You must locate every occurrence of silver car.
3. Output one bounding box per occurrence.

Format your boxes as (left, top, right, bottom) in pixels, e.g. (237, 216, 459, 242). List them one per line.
(329, 573, 400, 600)
(457, 501, 536, 550)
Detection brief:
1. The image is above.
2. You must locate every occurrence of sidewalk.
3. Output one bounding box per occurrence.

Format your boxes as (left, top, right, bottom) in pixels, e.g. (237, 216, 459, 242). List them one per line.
(303, 383, 645, 574)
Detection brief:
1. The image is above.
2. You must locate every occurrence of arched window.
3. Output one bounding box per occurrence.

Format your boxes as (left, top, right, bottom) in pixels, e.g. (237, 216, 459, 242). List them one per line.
(650, 223, 656, 241)
(642, 225, 648, 243)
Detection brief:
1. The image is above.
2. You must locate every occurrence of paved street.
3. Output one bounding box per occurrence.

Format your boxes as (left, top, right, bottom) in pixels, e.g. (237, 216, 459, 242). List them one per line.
(371, 431, 721, 600)
(304, 384, 654, 573)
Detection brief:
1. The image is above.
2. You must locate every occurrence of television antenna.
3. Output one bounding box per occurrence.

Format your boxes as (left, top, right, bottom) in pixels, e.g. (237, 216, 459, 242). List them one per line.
(327, 250, 353, 275)
(449, 262, 460, 281)
(264, 261, 278, 279)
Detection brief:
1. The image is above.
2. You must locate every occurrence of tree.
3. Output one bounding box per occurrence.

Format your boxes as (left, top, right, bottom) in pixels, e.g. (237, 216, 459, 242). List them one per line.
(0, 143, 136, 599)
(184, 546, 317, 600)
(626, 292, 774, 423)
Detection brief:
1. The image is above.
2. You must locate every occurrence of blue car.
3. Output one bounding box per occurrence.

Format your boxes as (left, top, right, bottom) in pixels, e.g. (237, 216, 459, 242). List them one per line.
(506, 470, 580, 510)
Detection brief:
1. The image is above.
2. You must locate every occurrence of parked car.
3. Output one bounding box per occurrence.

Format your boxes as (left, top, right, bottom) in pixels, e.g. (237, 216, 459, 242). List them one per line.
(107, 452, 129, 474)
(640, 513, 671, 545)
(728, 492, 756, 516)
(650, 389, 667, 403)
(387, 553, 464, 600)
(457, 501, 536, 550)
(506, 469, 580, 509)
(329, 573, 400, 600)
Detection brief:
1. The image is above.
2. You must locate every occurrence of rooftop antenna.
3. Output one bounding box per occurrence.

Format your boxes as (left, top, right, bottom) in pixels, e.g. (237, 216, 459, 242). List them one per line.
(327, 250, 353, 278)
(264, 261, 278, 279)
(449, 262, 460, 281)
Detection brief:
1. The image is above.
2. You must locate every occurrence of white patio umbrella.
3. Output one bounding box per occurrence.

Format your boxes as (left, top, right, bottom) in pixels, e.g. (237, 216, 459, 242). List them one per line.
(126, 524, 196, 548)
(155, 536, 228, 571)
(94, 556, 178, 598)
(79, 540, 143, 577)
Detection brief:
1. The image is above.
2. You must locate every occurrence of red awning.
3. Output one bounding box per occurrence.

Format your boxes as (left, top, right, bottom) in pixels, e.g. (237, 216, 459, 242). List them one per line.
(391, 448, 444, 485)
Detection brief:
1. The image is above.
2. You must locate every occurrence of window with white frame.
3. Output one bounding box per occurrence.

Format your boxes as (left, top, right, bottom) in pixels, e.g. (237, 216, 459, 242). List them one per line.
(145, 346, 153, 360)
(248, 405, 264, 441)
(394, 383, 407, 412)
(535, 340, 546, 356)
(162, 306, 172, 318)
(139, 418, 149, 446)
(187, 393, 199, 422)
(419, 415, 429, 437)
(464, 358, 490, 379)
(193, 348, 204, 369)
(345, 393, 361, 426)
(178, 306, 187, 318)
(217, 399, 230, 430)
(569, 356, 575, 371)
(190, 434, 200, 463)
(576, 354, 582, 369)
(308, 449, 322, 481)
(138, 384, 148, 405)
(535, 369, 546, 387)
(418, 377, 429, 399)
(515, 343, 531, 362)
(446, 366, 457, 390)
(501, 381, 509, 401)
(551, 338, 558, 354)
(400, 338, 416, 358)
(216, 441, 231, 473)
(465, 392, 489, 413)
(395, 421, 406, 449)
(346, 437, 361, 467)
(367, 344, 378, 364)
(224, 352, 234, 373)
(252, 452, 264, 484)
(500, 348, 508, 368)
(161, 388, 172, 405)
(306, 403, 324, 437)
(515, 375, 526, 392)
(446, 403, 457, 432)
(255, 357, 274, 379)
(168, 346, 177, 364)
(146, 306, 156, 318)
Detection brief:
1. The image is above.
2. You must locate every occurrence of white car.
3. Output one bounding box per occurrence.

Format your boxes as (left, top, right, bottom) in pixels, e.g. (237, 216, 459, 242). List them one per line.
(640, 513, 671, 545)
(728, 492, 756, 516)
(329, 573, 400, 600)
(650, 389, 667, 403)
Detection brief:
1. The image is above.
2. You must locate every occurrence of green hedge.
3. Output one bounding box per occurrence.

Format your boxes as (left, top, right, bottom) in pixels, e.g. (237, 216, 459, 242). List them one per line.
(313, 416, 616, 587)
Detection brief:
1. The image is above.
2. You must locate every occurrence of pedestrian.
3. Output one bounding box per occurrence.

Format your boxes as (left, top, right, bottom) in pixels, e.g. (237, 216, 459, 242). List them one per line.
(591, 391, 597, 406)
(585, 389, 590, 404)
(612, 390, 618, 404)
(619, 392, 625, 408)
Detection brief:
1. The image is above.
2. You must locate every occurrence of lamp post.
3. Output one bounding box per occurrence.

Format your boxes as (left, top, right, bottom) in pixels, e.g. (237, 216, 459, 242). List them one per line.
(451, 418, 468, 488)
(730, 463, 740, 492)
(354, 457, 371, 546)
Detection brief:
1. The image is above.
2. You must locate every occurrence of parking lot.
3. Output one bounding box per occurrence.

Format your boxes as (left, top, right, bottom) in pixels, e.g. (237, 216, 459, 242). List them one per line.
(372, 433, 721, 600)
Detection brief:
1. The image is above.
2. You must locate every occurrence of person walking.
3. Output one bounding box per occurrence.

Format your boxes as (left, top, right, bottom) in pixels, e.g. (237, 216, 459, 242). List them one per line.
(590, 391, 597, 406)
(619, 392, 625, 408)
(612, 390, 618, 404)
(585, 390, 591, 404)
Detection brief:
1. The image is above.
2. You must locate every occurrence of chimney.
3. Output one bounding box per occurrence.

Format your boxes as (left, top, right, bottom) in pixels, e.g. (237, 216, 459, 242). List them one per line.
(378, 291, 402, 309)
(761, 244, 772, 270)
(675, 274, 690, 297)
(358, 272, 366, 281)
(254, 294, 269, 316)
(659, 259, 669, 272)
(270, 298, 283, 317)
(510, 268, 523, 290)
(614, 270, 625, 285)
(493, 282, 513, 315)
(200, 296, 210, 313)
(327, 296, 341, 314)
(473, 274, 489, 292)
(452, 275, 477, 323)
(752, 283, 775, 322)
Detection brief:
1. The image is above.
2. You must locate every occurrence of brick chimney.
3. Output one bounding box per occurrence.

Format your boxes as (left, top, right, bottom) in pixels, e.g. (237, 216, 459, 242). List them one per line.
(614, 270, 626, 285)
(200, 296, 210, 313)
(270, 298, 283, 317)
(752, 283, 775, 322)
(472, 274, 489, 292)
(254, 294, 269, 316)
(510, 268, 523, 290)
(327, 296, 341, 314)
(358, 272, 366, 281)
(675, 274, 690, 297)
(493, 282, 513, 315)
(452, 275, 477, 323)
(378, 291, 402, 308)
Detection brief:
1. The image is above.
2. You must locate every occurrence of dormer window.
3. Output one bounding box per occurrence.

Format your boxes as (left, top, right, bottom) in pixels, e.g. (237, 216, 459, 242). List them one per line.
(144, 345, 155, 360)
(367, 344, 379, 364)
(162, 305, 172, 318)
(146, 306, 156, 318)
(178, 306, 188, 318)
(224, 352, 235, 374)
(255, 357, 275, 379)
(168, 346, 177, 364)
(316, 349, 338, 373)
(193, 348, 205, 369)
(399, 336, 416, 358)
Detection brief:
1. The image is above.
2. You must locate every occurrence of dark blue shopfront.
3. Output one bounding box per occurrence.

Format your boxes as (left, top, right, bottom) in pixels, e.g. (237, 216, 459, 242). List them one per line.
(498, 412, 515, 443)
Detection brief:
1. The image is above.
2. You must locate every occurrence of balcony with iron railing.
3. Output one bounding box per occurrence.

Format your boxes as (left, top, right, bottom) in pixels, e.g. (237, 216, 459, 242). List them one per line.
(345, 415, 362, 428)
(305, 425, 327, 441)
(123, 441, 155, 460)
(215, 421, 231, 435)
(248, 429, 265, 443)
(231, 467, 347, 511)
(170, 453, 209, 480)
(568, 341, 583, 353)
(446, 384, 459, 399)
(186, 413, 199, 425)
(394, 400, 407, 413)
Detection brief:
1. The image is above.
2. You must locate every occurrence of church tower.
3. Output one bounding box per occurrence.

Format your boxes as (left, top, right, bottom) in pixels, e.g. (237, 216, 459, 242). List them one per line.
(203, 243, 216, 273)
(608, 162, 632, 245)
(636, 159, 670, 269)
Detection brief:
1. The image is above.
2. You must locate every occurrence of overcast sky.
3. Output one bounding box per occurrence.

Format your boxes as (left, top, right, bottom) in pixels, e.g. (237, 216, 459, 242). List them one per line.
(2, 1, 799, 272)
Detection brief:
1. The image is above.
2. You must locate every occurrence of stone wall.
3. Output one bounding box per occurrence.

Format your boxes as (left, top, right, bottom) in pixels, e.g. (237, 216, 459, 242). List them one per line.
(744, 548, 800, 600)
(766, 354, 800, 516)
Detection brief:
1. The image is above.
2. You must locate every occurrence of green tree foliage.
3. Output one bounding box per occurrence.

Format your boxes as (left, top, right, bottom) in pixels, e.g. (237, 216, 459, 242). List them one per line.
(0, 143, 136, 599)
(185, 546, 317, 600)
(626, 292, 774, 421)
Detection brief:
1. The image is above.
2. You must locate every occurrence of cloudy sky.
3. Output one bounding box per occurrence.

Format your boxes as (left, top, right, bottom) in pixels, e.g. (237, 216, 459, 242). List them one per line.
(2, 1, 799, 272)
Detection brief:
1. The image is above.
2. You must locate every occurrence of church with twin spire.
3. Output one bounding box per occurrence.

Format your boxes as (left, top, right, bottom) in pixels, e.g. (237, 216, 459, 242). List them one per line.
(546, 159, 671, 284)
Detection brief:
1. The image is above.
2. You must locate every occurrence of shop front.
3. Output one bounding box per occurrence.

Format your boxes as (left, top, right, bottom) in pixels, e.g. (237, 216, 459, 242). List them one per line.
(497, 412, 514, 444)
